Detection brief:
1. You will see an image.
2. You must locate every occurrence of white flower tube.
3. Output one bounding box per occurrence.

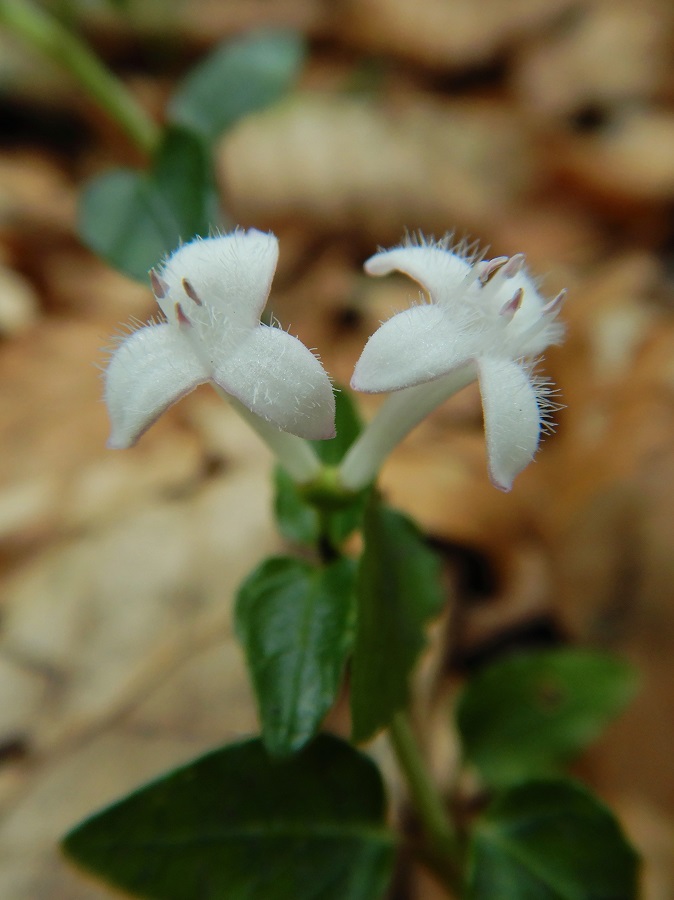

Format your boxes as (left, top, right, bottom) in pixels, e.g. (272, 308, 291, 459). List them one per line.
(340, 235, 565, 492)
(104, 229, 335, 483)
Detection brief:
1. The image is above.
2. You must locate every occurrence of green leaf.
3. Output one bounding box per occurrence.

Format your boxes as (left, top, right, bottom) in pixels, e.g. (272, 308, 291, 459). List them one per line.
(152, 126, 221, 233)
(274, 387, 368, 547)
(78, 126, 222, 281)
(63, 734, 396, 900)
(351, 498, 445, 743)
(457, 649, 638, 788)
(169, 30, 306, 141)
(467, 779, 639, 899)
(236, 557, 356, 756)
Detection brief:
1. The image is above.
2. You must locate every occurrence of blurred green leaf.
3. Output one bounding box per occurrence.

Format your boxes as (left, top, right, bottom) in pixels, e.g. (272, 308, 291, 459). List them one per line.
(351, 498, 445, 743)
(101, 0, 131, 11)
(466, 778, 639, 899)
(457, 648, 638, 788)
(78, 125, 222, 281)
(63, 734, 396, 900)
(169, 30, 306, 141)
(236, 556, 356, 756)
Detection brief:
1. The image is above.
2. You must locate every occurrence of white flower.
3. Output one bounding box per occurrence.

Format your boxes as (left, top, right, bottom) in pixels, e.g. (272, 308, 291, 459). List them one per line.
(340, 235, 565, 491)
(104, 229, 335, 481)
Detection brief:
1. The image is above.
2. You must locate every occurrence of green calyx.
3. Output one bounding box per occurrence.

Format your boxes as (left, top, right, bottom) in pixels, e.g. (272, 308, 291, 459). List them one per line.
(300, 465, 363, 511)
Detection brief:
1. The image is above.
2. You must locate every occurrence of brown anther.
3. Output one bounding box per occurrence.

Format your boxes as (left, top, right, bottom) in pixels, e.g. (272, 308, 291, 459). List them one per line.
(182, 278, 202, 305)
(500, 287, 524, 318)
(502, 253, 526, 277)
(543, 289, 567, 315)
(149, 268, 169, 299)
(175, 302, 191, 326)
(478, 256, 508, 285)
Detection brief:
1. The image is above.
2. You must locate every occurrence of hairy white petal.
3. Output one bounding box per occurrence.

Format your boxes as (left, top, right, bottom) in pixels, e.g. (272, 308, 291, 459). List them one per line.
(352, 304, 478, 393)
(478, 356, 541, 491)
(158, 229, 279, 329)
(105, 324, 208, 449)
(365, 245, 471, 303)
(213, 325, 336, 440)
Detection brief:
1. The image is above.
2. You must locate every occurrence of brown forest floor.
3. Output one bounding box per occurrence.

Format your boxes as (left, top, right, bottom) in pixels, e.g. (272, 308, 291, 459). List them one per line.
(1, 0, 674, 897)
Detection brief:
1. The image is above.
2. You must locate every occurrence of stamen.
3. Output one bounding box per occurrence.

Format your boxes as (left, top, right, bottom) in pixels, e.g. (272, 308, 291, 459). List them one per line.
(182, 278, 202, 305)
(150, 268, 169, 299)
(477, 256, 508, 285)
(542, 289, 567, 316)
(500, 287, 524, 319)
(175, 302, 191, 327)
(502, 253, 526, 277)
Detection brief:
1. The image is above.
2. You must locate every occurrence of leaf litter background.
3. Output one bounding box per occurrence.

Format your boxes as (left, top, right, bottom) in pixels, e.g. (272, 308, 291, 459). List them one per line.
(0, 0, 674, 897)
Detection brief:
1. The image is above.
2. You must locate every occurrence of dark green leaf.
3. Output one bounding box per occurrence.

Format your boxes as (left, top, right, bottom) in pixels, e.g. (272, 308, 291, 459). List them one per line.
(351, 498, 445, 743)
(169, 31, 306, 141)
(63, 734, 396, 900)
(273, 387, 368, 547)
(467, 779, 639, 900)
(152, 126, 222, 235)
(236, 556, 356, 756)
(78, 126, 222, 281)
(457, 649, 637, 788)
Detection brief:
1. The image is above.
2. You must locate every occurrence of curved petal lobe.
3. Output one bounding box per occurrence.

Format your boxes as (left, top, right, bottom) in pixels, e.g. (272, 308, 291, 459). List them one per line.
(477, 356, 541, 491)
(214, 326, 336, 440)
(352, 304, 478, 393)
(365, 244, 471, 303)
(159, 229, 279, 329)
(105, 324, 208, 448)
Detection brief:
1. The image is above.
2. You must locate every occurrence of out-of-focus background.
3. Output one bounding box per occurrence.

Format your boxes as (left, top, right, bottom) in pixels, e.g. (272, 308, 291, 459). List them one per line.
(0, 0, 673, 896)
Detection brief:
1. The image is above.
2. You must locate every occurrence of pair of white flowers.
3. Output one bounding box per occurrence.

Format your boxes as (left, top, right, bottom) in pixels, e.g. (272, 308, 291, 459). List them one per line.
(105, 228, 565, 491)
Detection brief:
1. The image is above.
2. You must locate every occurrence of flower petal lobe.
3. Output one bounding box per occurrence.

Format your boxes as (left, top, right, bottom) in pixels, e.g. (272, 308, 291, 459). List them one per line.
(105, 324, 208, 449)
(352, 304, 477, 393)
(365, 244, 471, 302)
(478, 356, 541, 491)
(214, 326, 336, 440)
(160, 229, 279, 329)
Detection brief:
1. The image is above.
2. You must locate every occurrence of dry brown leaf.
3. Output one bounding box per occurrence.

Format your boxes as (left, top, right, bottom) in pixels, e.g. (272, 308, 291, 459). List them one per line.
(219, 94, 536, 242)
(337, 0, 577, 67)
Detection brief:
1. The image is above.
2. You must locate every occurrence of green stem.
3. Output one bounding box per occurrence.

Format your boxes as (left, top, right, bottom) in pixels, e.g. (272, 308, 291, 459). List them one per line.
(388, 711, 461, 892)
(0, 0, 159, 154)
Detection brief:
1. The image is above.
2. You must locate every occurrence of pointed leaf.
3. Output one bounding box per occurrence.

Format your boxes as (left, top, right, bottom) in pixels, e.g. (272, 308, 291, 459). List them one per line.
(169, 31, 306, 141)
(236, 557, 356, 756)
(351, 498, 445, 743)
(457, 649, 638, 788)
(63, 735, 396, 900)
(467, 779, 639, 900)
(78, 126, 222, 281)
(152, 125, 222, 237)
